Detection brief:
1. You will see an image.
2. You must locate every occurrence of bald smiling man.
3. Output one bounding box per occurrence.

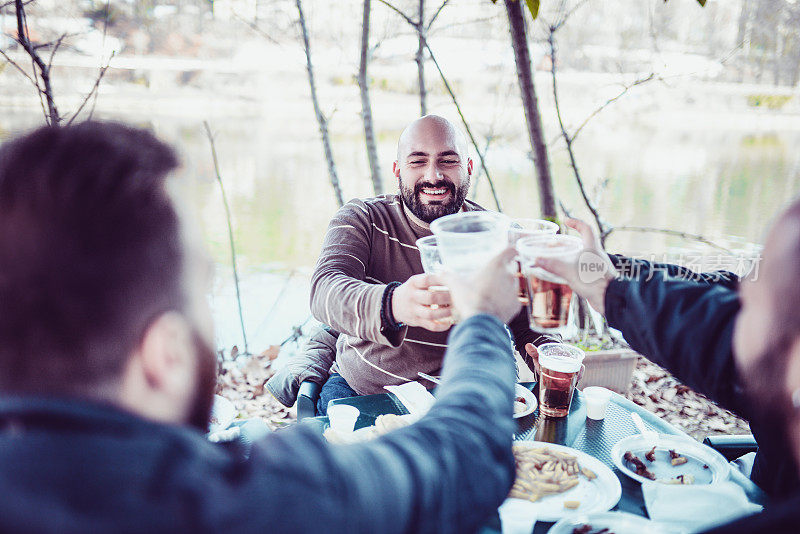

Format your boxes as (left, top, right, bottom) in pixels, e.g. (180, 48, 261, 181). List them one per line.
(307, 115, 557, 412)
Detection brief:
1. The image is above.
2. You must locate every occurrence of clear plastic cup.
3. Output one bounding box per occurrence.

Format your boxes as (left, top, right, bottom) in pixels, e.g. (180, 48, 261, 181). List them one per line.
(327, 404, 360, 434)
(430, 212, 510, 275)
(517, 235, 583, 334)
(415, 235, 456, 324)
(583, 386, 613, 420)
(509, 218, 559, 244)
(416, 235, 443, 274)
(537, 343, 585, 418)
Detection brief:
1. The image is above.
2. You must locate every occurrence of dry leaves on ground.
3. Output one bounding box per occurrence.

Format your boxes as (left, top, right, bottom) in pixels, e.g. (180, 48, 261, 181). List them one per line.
(625, 357, 751, 441)
(215, 346, 298, 430)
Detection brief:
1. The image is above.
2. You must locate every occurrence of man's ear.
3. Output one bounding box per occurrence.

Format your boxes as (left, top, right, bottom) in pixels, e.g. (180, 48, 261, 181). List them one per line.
(392, 160, 400, 178)
(137, 312, 193, 390)
(467, 157, 474, 176)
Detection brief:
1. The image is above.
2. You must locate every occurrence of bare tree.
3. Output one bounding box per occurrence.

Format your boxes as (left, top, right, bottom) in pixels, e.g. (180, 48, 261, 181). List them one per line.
(415, 0, 426, 115)
(359, 0, 383, 195)
(504, 0, 556, 220)
(0, 0, 114, 126)
(296, 0, 345, 207)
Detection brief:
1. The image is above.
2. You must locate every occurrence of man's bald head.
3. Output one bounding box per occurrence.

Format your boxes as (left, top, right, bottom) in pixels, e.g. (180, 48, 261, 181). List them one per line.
(392, 115, 473, 223)
(396, 115, 469, 161)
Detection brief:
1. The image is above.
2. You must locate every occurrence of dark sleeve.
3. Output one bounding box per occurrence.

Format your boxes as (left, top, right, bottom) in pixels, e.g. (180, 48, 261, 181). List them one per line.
(507, 309, 560, 372)
(233, 314, 516, 534)
(609, 254, 739, 290)
(603, 271, 748, 418)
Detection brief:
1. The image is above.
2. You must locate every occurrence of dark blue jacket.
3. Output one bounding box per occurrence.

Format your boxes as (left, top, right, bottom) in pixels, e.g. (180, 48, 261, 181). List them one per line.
(604, 259, 799, 505)
(0, 314, 516, 533)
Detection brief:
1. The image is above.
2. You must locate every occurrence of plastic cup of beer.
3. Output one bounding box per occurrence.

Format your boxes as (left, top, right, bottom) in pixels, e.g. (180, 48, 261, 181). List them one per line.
(509, 219, 559, 304)
(430, 212, 510, 275)
(508, 218, 559, 244)
(517, 234, 583, 334)
(415, 235, 455, 324)
(327, 404, 360, 434)
(583, 386, 613, 420)
(537, 343, 585, 418)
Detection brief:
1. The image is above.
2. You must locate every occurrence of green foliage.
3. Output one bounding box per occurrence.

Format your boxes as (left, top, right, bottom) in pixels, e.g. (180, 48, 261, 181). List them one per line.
(490, 0, 540, 19)
(746, 94, 793, 110)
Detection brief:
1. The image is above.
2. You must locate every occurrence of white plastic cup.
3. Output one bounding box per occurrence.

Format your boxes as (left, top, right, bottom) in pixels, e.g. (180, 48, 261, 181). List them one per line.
(327, 404, 360, 433)
(430, 212, 510, 275)
(583, 386, 613, 420)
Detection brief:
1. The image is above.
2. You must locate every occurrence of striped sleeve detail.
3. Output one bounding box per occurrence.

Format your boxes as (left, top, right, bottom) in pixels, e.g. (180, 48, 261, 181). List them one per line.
(371, 223, 419, 250)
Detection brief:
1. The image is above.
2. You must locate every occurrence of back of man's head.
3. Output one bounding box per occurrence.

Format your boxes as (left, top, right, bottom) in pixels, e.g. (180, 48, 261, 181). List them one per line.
(0, 122, 183, 396)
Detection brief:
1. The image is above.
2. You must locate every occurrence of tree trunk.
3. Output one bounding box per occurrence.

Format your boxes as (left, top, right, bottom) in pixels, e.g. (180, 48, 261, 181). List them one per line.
(416, 0, 427, 115)
(358, 0, 383, 196)
(504, 0, 557, 220)
(296, 0, 344, 207)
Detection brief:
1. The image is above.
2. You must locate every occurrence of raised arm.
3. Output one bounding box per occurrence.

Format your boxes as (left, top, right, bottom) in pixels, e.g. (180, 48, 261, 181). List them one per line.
(231, 249, 521, 534)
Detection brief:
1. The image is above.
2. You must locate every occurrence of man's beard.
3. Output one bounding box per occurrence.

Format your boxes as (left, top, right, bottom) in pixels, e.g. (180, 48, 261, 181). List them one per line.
(400, 177, 469, 223)
(188, 329, 218, 432)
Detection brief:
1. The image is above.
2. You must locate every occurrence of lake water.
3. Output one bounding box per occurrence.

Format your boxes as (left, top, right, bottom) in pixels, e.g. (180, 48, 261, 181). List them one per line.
(2, 79, 798, 351)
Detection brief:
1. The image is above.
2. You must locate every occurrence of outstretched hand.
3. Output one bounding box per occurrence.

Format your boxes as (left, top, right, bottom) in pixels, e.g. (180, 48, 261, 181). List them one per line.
(444, 247, 521, 324)
(392, 273, 454, 332)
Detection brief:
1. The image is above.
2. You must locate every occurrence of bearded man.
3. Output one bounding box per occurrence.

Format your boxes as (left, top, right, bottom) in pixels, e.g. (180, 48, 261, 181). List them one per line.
(0, 121, 526, 533)
(308, 114, 555, 412)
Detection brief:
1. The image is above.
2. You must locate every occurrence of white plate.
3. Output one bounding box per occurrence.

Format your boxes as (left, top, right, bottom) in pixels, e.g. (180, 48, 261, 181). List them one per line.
(209, 395, 237, 433)
(507, 441, 622, 522)
(611, 434, 730, 486)
(514, 384, 537, 418)
(547, 511, 686, 534)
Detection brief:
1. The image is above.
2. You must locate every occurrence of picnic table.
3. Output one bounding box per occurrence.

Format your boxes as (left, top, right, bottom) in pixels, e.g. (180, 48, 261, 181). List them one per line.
(303, 382, 692, 533)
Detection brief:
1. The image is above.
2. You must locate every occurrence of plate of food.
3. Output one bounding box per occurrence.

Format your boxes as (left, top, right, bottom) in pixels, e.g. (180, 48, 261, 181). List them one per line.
(610, 434, 730, 486)
(507, 441, 622, 522)
(547, 511, 686, 534)
(324, 413, 419, 444)
(514, 384, 537, 418)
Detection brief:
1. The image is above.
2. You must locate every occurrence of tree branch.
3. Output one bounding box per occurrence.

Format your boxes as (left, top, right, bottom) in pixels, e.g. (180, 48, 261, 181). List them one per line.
(203, 121, 250, 356)
(603, 226, 735, 255)
(425, 40, 502, 211)
(67, 51, 115, 126)
(14, 0, 59, 124)
(548, 26, 605, 235)
(375, 0, 416, 27)
(549, 72, 656, 146)
(426, 0, 450, 31)
(553, 0, 591, 31)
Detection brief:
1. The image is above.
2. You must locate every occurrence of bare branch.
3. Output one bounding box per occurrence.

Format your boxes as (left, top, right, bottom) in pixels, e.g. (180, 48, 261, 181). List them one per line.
(548, 27, 606, 235)
(67, 51, 115, 126)
(13, 0, 60, 124)
(46, 33, 68, 73)
(548, 73, 656, 147)
(296, 0, 344, 207)
(234, 12, 281, 45)
(553, 0, 592, 31)
(375, 0, 417, 27)
(0, 48, 36, 85)
(426, 0, 450, 31)
(603, 226, 735, 256)
(424, 40, 502, 211)
(203, 121, 250, 356)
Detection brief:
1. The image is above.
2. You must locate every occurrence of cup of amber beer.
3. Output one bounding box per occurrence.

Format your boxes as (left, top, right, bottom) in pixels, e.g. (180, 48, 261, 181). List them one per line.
(508, 219, 559, 305)
(537, 343, 585, 418)
(516, 234, 583, 333)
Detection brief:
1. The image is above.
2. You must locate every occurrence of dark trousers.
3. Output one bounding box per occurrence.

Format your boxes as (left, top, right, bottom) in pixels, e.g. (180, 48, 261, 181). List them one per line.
(316, 372, 359, 416)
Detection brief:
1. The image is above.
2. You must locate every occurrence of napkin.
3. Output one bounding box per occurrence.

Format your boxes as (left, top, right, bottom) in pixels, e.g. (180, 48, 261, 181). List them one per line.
(384, 381, 436, 416)
(498, 498, 537, 534)
(642, 480, 762, 532)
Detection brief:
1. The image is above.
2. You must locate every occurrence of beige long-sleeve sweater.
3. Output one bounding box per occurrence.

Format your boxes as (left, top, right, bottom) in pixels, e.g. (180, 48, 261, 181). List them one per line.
(310, 194, 554, 395)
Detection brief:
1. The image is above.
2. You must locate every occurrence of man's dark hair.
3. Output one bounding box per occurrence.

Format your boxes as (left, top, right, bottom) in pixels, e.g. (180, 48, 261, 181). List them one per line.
(0, 121, 183, 395)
